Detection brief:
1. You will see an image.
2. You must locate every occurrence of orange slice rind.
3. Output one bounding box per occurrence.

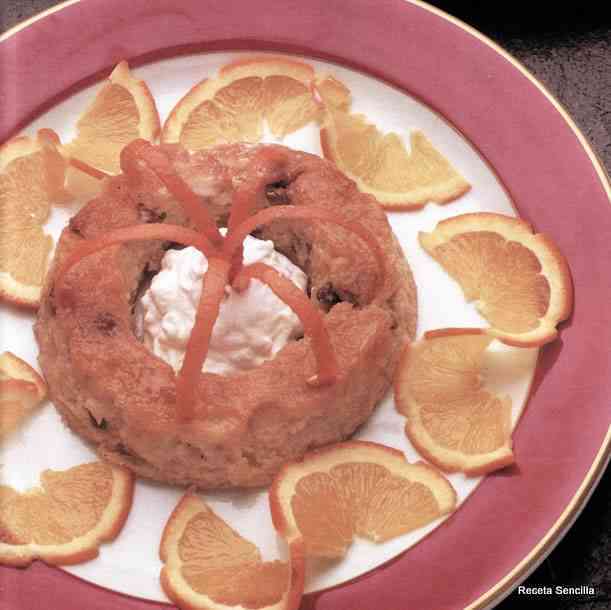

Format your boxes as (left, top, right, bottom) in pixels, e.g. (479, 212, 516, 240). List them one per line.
(395, 328, 515, 476)
(0, 462, 134, 567)
(0, 352, 47, 438)
(0, 129, 67, 308)
(315, 74, 470, 209)
(0, 129, 70, 204)
(419, 213, 573, 346)
(162, 56, 321, 150)
(63, 61, 160, 174)
(269, 440, 456, 560)
(160, 493, 303, 610)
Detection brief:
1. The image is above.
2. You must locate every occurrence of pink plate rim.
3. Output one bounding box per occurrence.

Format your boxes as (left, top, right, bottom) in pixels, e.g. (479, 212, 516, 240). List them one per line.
(0, 1, 610, 609)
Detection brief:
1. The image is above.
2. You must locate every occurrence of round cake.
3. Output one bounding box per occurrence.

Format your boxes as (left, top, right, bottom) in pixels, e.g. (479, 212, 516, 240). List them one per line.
(35, 143, 417, 488)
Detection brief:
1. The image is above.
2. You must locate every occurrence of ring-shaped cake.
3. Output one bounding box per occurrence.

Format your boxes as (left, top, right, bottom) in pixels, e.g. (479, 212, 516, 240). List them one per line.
(35, 142, 417, 488)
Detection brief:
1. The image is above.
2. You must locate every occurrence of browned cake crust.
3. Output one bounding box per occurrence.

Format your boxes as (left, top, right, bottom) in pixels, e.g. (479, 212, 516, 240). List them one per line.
(35, 143, 417, 489)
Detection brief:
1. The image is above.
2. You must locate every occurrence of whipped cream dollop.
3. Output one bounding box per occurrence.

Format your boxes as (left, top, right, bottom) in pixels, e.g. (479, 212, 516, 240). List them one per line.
(138, 233, 307, 375)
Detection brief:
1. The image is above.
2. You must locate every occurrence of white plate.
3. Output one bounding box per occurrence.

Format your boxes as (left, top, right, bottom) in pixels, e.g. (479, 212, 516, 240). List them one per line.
(0, 51, 537, 602)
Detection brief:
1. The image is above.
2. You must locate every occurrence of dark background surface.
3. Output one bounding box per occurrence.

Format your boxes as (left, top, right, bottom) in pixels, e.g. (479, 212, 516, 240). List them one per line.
(1, 1, 609, 609)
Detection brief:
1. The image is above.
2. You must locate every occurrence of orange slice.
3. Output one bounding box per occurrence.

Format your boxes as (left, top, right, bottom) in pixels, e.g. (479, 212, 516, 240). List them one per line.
(0, 352, 47, 398)
(314, 74, 351, 110)
(162, 56, 321, 150)
(0, 130, 67, 308)
(63, 61, 160, 174)
(160, 493, 303, 610)
(0, 352, 47, 438)
(317, 77, 470, 209)
(270, 440, 456, 559)
(0, 462, 134, 567)
(395, 328, 515, 476)
(419, 213, 573, 346)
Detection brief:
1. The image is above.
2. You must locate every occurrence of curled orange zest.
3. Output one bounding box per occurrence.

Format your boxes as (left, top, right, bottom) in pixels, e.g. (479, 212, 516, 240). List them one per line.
(224, 206, 387, 295)
(226, 147, 288, 280)
(175, 257, 230, 422)
(120, 139, 223, 246)
(233, 263, 339, 386)
(53, 144, 392, 423)
(55, 224, 219, 307)
(69, 157, 110, 180)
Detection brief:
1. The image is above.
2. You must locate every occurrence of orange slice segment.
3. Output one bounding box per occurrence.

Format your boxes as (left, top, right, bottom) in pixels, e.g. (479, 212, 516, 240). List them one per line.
(419, 213, 573, 346)
(395, 328, 515, 476)
(0, 462, 134, 567)
(321, 112, 470, 209)
(0, 130, 67, 308)
(162, 56, 321, 150)
(0, 352, 47, 438)
(270, 440, 456, 559)
(317, 77, 470, 209)
(314, 74, 351, 110)
(63, 61, 160, 174)
(160, 493, 303, 610)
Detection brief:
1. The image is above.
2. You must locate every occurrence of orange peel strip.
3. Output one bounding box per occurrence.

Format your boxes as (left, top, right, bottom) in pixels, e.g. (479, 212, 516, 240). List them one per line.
(226, 147, 288, 279)
(54, 224, 219, 307)
(68, 157, 110, 181)
(120, 139, 224, 246)
(175, 257, 230, 422)
(223, 206, 387, 296)
(234, 263, 339, 386)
